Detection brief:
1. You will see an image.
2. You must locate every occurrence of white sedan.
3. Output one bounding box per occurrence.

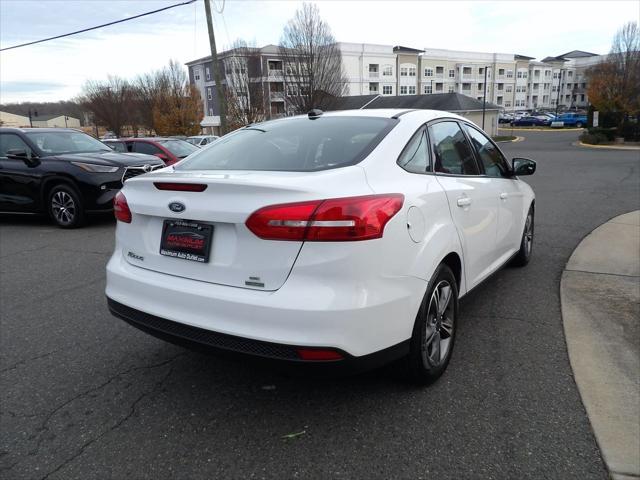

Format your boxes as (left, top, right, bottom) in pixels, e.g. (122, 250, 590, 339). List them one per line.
(106, 109, 536, 384)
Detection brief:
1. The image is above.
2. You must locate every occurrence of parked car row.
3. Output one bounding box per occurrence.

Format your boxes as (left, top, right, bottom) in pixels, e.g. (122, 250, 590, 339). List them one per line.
(500, 111, 587, 128)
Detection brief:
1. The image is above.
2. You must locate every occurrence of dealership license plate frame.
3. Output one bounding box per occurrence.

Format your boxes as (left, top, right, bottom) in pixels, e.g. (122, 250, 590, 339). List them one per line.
(159, 219, 213, 263)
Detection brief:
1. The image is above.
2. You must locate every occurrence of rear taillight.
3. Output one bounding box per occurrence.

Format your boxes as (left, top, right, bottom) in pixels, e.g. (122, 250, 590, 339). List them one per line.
(246, 194, 404, 242)
(113, 191, 131, 223)
(154, 182, 207, 192)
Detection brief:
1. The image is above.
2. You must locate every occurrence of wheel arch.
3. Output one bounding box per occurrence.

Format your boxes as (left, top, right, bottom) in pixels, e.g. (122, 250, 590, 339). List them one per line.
(40, 175, 82, 204)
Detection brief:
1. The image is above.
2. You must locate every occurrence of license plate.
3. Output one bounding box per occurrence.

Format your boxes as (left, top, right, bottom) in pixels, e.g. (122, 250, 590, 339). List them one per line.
(160, 219, 213, 263)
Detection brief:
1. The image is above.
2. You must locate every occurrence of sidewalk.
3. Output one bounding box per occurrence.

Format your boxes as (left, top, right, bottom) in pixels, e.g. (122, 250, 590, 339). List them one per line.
(561, 211, 640, 480)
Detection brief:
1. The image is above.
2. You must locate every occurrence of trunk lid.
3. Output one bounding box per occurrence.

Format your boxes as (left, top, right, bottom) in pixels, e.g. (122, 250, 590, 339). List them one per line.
(118, 167, 372, 291)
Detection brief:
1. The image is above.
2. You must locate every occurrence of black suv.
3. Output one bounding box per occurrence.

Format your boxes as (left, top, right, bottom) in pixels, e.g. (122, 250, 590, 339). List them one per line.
(0, 128, 164, 227)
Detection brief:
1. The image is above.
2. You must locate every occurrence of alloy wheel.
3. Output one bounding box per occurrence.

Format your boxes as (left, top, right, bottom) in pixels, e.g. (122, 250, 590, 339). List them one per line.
(524, 213, 534, 255)
(423, 280, 455, 366)
(51, 190, 76, 226)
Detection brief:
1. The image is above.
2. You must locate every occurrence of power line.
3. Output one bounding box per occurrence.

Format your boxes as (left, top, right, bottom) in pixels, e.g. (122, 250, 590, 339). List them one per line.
(0, 0, 197, 52)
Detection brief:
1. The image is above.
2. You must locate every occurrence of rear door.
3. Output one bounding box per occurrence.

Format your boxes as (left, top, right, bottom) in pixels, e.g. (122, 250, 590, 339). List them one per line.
(428, 120, 499, 289)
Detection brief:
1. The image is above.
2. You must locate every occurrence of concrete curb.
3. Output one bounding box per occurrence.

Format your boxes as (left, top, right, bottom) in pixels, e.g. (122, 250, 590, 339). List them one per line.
(561, 211, 640, 479)
(575, 141, 640, 151)
(494, 136, 525, 143)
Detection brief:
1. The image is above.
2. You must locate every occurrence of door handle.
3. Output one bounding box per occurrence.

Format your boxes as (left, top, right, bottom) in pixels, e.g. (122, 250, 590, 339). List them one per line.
(457, 197, 471, 207)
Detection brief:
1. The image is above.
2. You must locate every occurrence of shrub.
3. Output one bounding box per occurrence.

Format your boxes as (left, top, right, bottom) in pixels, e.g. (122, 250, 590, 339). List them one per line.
(580, 132, 609, 144)
(587, 127, 617, 141)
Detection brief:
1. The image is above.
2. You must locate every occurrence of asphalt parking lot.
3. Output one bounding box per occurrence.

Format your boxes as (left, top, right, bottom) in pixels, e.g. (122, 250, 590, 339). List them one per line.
(1, 130, 639, 479)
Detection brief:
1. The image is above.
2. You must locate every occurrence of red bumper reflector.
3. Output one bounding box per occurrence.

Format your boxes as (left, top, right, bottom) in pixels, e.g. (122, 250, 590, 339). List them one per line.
(154, 182, 207, 192)
(296, 348, 344, 361)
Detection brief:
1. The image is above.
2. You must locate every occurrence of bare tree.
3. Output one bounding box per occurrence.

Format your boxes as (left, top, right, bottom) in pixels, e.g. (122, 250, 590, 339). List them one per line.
(135, 69, 169, 132)
(279, 3, 346, 114)
(78, 76, 133, 137)
(587, 22, 640, 122)
(223, 40, 267, 129)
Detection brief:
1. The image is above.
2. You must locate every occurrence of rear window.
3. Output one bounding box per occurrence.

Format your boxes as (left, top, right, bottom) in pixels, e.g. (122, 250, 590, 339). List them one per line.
(175, 116, 397, 172)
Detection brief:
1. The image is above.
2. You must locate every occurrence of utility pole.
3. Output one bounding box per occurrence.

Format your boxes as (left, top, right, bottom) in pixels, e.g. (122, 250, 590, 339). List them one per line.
(28, 109, 33, 127)
(204, 0, 227, 134)
(482, 65, 488, 130)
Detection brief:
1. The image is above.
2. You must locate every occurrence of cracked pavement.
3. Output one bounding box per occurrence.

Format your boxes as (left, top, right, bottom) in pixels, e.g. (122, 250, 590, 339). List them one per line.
(1, 130, 639, 479)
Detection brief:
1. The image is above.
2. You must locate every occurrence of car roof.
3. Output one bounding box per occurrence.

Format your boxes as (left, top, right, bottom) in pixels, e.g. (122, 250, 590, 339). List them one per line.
(0, 127, 83, 133)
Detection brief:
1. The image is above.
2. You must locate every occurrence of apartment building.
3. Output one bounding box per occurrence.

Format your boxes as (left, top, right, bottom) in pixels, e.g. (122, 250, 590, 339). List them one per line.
(186, 44, 605, 131)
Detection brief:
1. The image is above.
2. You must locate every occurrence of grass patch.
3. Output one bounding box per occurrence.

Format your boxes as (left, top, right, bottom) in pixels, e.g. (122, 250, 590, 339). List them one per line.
(492, 135, 516, 142)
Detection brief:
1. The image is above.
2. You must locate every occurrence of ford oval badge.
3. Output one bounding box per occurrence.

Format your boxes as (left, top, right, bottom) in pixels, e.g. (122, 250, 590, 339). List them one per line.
(168, 202, 185, 213)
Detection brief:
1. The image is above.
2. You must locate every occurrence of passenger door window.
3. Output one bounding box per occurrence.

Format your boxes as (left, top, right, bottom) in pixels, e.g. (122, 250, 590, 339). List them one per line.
(397, 128, 430, 174)
(428, 121, 479, 175)
(463, 125, 511, 177)
(133, 142, 162, 155)
(0, 134, 32, 158)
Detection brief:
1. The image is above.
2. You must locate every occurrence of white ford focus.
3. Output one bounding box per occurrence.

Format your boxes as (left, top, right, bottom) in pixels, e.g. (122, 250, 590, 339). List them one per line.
(106, 109, 535, 383)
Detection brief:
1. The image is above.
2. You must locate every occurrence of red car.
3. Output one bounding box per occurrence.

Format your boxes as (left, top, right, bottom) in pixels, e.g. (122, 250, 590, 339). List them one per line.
(103, 137, 199, 165)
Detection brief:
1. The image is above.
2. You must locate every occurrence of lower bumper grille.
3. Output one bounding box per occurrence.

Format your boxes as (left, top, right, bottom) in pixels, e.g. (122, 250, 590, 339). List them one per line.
(108, 299, 301, 360)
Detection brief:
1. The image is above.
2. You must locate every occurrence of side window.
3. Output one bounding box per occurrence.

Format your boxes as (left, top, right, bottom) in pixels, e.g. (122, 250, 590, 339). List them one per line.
(109, 142, 127, 153)
(0, 134, 31, 158)
(133, 142, 161, 155)
(397, 127, 430, 174)
(428, 121, 479, 175)
(463, 125, 511, 177)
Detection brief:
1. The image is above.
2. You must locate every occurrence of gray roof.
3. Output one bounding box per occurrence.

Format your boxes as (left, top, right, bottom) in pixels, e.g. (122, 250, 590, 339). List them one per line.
(556, 50, 599, 58)
(393, 45, 424, 54)
(321, 93, 500, 112)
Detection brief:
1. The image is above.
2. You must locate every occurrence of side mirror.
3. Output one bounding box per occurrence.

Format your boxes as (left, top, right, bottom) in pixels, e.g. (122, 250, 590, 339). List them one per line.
(512, 157, 536, 176)
(7, 149, 38, 167)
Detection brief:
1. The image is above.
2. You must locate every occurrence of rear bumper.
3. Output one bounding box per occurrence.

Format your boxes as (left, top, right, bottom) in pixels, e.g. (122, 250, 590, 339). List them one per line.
(108, 298, 409, 374)
(106, 248, 425, 358)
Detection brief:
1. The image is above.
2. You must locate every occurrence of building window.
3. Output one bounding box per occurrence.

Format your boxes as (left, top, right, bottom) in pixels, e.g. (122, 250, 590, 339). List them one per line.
(205, 67, 211, 81)
(369, 82, 379, 94)
(581, 94, 585, 101)
(497, 83, 504, 91)
(517, 71, 522, 78)
(408, 86, 416, 94)
(506, 70, 513, 78)
(479, 67, 484, 75)
(523, 72, 528, 78)
(424, 84, 432, 94)
(447, 84, 455, 93)
(400, 67, 408, 77)
(208, 107, 214, 116)
(463, 67, 472, 75)
(435, 82, 443, 92)
(496, 96, 503, 105)
(408, 66, 416, 77)
(448, 69, 455, 78)
(462, 83, 471, 91)
(369, 64, 379, 77)
(425, 68, 433, 77)
(286, 84, 298, 96)
(207, 87, 212, 100)
(400, 86, 408, 95)
(505, 101, 511, 107)
(383, 85, 393, 95)
(436, 66, 444, 75)
(477, 83, 483, 90)
(568, 71, 573, 77)
(194, 69, 201, 81)
(506, 85, 512, 92)
(383, 65, 392, 76)
(498, 68, 505, 76)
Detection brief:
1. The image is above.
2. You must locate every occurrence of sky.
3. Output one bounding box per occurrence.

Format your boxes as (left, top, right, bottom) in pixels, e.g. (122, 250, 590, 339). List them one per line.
(1, 0, 638, 103)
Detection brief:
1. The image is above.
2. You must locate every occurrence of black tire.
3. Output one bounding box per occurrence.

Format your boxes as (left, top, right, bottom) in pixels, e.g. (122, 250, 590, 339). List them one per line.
(48, 183, 85, 228)
(511, 205, 534, 267)
(402, 263, 458, 385)
(575, 122, 583, 128)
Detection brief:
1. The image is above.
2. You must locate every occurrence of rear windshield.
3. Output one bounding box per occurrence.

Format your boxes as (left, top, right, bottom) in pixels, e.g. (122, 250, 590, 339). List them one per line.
(175, 116, 397, 172)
